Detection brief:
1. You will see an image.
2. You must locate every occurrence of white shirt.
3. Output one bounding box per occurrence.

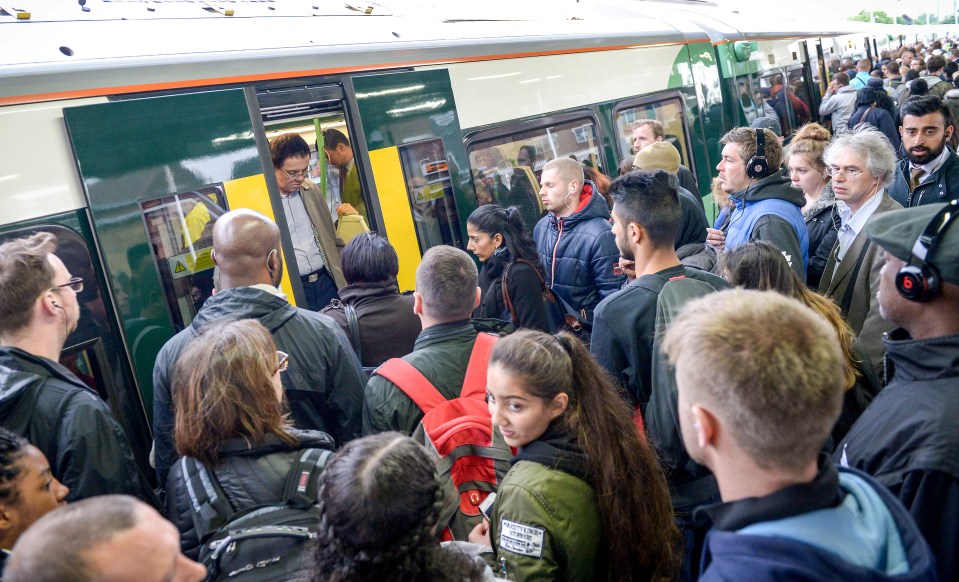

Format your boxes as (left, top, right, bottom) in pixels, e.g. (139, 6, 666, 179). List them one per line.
(836, 189, 884, 261)
(280, 189, 325, 276)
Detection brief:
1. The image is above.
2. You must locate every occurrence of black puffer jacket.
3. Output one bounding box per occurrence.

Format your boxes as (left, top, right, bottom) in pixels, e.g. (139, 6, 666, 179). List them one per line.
(0, 347, 153, 503)
(532, 182, 625, 321)
(153, 286, 365, 485)
(165, 429, 334, 559)
(804, 186, 840, 289)
(474, 249, 550, 332)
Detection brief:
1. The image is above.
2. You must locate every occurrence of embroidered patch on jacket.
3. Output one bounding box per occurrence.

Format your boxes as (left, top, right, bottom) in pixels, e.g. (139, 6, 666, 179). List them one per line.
(499, 519, 545, 558)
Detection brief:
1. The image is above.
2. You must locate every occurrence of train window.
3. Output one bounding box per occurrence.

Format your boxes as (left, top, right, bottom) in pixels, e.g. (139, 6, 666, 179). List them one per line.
(614, 95, 693, 172)
(466, 114, 602, 231)
(263, 112, 373, 240)
(397, 137, 464, 251)
(758, 69, 812, 138)
(140, 186, 228, 332)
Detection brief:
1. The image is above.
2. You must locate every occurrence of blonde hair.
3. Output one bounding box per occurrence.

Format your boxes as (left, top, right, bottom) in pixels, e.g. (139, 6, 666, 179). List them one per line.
(789, 123, 831, 174)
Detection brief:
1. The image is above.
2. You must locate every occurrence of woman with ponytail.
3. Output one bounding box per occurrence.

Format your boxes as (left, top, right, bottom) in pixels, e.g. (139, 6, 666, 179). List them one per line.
(309, 432, 488, 582)
(466, 204, 550, 331)
(470, 330, 679, 582)
(788, 122, 839, 288)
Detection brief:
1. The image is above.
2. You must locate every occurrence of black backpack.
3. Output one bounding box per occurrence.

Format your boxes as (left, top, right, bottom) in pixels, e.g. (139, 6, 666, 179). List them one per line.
(181, 448, 332, 581)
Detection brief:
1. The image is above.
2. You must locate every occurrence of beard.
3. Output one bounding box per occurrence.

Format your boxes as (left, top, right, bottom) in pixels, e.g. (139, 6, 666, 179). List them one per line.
(616, 239, 634, 262)
(908, 135, 947, 166)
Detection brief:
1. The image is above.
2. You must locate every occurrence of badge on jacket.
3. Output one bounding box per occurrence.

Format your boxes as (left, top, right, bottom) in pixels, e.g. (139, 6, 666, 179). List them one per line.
(499, 519, 545, 558)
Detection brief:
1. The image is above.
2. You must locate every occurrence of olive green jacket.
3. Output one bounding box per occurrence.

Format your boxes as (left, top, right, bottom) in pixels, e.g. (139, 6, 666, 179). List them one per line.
(300, 179, 347, 289)
(487, 460, 601, 582)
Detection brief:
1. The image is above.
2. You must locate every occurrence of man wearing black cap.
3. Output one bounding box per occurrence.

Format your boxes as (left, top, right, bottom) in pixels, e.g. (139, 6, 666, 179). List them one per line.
(836, 201, 959, 582)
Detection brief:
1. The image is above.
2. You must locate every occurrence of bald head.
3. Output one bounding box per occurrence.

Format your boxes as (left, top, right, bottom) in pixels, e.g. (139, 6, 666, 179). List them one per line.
(212, 209, 283, 289)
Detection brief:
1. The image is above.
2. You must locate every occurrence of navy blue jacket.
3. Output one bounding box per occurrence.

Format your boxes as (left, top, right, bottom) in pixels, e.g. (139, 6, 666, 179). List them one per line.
(533, 182, 625, 320)
(888, 148, 959, 207)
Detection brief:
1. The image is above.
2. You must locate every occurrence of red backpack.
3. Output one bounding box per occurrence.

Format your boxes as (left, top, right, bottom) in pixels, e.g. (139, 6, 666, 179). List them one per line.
(374, 332, 512, 541)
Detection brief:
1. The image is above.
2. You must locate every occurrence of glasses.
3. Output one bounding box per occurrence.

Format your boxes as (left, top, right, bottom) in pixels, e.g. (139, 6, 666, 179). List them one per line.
(826, 165, 865, 179)
(275, 351, 290, 374)
(281, 165, 312, 180)
(51, 277, 84, 293)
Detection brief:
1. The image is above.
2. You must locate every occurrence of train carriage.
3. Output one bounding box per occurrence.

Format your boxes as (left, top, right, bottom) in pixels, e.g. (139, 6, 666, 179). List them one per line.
(0, 0, 929, 482)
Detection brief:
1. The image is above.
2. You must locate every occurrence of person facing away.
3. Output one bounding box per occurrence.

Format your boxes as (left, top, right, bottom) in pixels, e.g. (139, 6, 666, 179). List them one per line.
(708, 127, 809, 281)
(722, 241, 880, 446)
(591, 170, 727, 410)
(889, 95, 959, 207)
(533, 157, 625, 326)
(788, 122, 841, 288)
(819, 72, 859, 134)
(152, 209, 365, 486)
(850, 58, 874, 89)
(630, 119, 702, 203)
(819, 126, 901, 381)
(661, 289, 938, 582)
(469, 330, 679, 582)
(271, 132, 345, 311)
(322, 127, 368, 221)
(5, 495, 206, 582)
(630, 141, 709, 254)
(837, 202, 959, 582)
(0, 428, 69, 573)
(848, 87, 901, 151)
(308, 432, 492, 582)
(0, 233, 153, 503)
(321, 233, 421, 368)
(466, 204, 550, 332)
(164, 319, 335, 559)
(363, 245, 483, 435)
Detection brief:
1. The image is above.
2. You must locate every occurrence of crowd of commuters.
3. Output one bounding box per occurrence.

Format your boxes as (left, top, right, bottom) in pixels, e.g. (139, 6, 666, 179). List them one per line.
(0, 40, 957, 582)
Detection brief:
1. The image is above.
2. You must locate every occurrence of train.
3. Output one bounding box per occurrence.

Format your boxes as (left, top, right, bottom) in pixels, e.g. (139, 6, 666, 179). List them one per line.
(1, 0, 953, 481)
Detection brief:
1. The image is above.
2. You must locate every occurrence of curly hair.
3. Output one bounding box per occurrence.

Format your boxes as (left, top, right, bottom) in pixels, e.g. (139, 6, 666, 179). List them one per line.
(309, 433, 485, 582)
(0, 428, 28, 506)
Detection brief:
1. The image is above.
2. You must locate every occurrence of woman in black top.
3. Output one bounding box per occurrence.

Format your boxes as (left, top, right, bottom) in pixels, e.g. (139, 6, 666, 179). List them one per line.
(466, 204, 550, 331)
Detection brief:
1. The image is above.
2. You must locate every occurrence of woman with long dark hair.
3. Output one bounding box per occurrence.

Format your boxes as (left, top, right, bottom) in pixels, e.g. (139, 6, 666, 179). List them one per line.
(466, 204, 550, 331)
(723, 241, 880, 444)
(165, 318, 334, 559)
(309, 432, 487, 582)
(470, 330, 679, 581)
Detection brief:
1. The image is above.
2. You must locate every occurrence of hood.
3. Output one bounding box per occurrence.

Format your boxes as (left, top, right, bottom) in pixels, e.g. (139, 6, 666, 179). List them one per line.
(733, 172, 805, 208)
(191, 286, 296, 334)
(218, 428, 335, 458)
(511, 422, 592, 484)
(919, 75, 946, 87)
(803, 184, 837, 220)
(337, 280, 402, 304)
(944, 88, 959, 101)
(837, 85, 859, 94)
(548, 180, 610, 228)
(884, 329, 959, 382)
(0, 348, 90, 424)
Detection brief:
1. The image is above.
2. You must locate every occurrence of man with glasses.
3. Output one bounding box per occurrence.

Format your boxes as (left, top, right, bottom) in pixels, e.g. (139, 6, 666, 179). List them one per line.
(270, 133, 346, 311)
(0, 233, 153, 503)
(820, 126, 901, 380)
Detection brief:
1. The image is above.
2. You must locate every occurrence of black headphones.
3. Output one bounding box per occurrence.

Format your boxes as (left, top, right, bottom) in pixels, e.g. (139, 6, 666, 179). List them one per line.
(746, 128, 769, 179)
(896, 199, 958, 302)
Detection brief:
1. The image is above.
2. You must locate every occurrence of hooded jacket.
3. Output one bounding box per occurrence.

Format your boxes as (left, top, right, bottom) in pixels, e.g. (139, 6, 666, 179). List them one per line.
(888, 147, 959, 208)
(723, 172, 809, 282)
(166, 428, 333, 559)
(152, 286, 365, 485)
(533, 181, 625, 321)
(819, 84, 859, 133)
(487, 426, 602, 582)
(474, 249, 550, 332)
(0, 348, 153, 503)
(700, 463, 938, 582)
(837, 329, 959, 582)
(804, 185, 840, 289)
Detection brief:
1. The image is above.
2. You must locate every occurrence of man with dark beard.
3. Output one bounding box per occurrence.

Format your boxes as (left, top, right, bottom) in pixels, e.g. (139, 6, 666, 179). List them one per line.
(890, 96, 959, 207)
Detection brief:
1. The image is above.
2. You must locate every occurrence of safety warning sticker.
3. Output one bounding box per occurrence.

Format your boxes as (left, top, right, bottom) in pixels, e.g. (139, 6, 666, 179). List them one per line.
(499, 519, 545, 558)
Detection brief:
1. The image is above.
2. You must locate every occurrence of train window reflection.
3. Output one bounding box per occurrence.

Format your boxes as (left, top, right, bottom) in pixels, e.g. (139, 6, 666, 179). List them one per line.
(398, 138, 463, 251)
(467, 116, 601, 231)
(139, 186, 227, 332)
(614, 96, 692, 169)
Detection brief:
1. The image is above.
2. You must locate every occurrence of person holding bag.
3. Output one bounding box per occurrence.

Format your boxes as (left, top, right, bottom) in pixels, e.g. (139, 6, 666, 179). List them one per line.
(466, 204, 551, 332)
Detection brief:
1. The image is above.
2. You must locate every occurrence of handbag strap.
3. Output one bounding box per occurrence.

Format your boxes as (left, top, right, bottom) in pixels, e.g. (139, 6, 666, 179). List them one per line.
(342, 302, 364, 365)
(500, 259, 547, 325)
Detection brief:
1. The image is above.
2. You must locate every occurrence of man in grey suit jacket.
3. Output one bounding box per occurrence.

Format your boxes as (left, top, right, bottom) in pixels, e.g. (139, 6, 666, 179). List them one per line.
(819, 126, 901, 380)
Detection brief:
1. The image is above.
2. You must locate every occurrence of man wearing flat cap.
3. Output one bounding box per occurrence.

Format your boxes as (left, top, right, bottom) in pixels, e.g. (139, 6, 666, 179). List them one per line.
(632, 142, 708, 253)
(836, 201, 959, 582)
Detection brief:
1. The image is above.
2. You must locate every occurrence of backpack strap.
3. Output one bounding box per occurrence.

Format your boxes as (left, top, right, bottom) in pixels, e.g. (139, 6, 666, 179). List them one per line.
(376, 359, 447, 414)
(181, 457, 234, 542)
(343, 303, 364, 365)
(460, 332, 498, 400)
(281, 448, 333, 503)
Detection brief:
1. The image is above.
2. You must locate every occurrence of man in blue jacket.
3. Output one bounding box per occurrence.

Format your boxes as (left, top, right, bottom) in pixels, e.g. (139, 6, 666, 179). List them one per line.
(533, 158, 624, 328)
(662, 288, 938, 582)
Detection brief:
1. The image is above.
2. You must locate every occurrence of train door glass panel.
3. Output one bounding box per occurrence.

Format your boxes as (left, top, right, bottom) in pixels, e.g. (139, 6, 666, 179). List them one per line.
(757, 69, 811, 138)
(614, 95, 692, 169)
(397, 137, 462, 252)
(0, 222, 153, 484)
(466, 114, 601, 231)
(736, 74, 767, 125)
(139, 186, 227, 332)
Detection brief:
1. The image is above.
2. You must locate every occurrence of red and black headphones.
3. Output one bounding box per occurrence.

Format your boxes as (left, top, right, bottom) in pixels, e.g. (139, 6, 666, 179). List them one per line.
(746, 128, 769, 179)
(895, 199, 958, 302)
